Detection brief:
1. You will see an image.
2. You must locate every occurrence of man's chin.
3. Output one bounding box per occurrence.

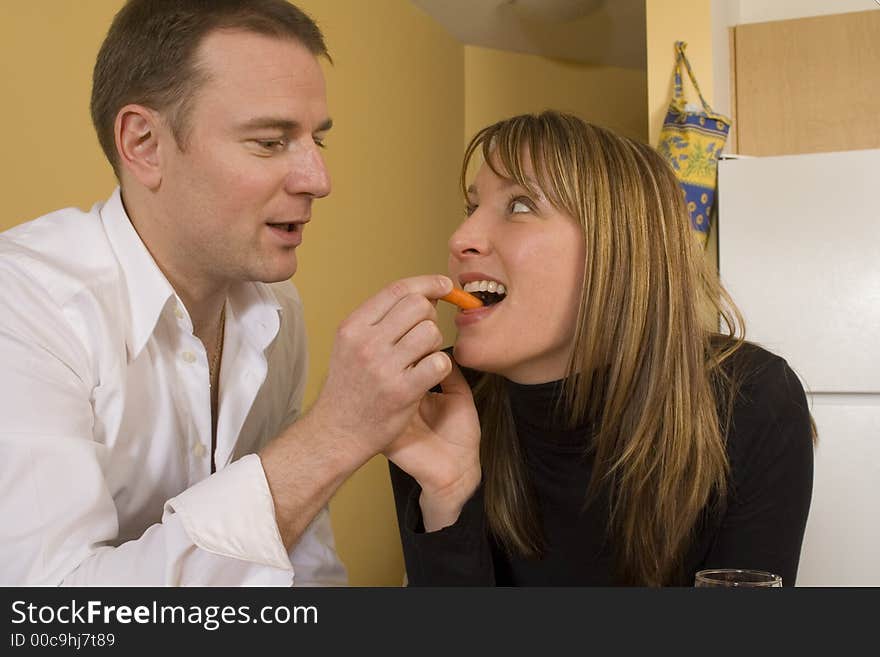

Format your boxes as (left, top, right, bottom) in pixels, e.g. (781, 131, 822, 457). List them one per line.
(256, 257, 298, 284)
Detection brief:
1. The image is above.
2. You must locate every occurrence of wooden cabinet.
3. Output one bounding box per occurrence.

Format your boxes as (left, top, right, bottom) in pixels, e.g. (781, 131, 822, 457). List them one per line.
(730, 10, 880, 156)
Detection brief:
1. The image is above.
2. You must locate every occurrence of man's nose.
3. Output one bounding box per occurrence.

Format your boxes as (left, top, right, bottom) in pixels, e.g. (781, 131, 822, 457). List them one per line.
(287, 143, 331, 198)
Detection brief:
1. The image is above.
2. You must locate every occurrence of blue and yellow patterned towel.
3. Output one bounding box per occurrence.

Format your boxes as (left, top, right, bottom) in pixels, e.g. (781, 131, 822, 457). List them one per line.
(656, 41, 731, 245)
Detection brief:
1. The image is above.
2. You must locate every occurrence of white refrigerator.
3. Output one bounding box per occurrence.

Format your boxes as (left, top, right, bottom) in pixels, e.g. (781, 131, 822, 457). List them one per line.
(717, 149, 880, 586)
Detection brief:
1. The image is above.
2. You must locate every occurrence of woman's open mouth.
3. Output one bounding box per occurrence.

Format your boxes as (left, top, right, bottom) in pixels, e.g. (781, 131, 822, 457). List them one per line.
(462, 279, 507, 307)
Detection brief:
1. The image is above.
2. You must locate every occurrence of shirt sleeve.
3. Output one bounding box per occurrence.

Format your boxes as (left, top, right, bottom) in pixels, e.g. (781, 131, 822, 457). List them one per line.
(0, 269, 340, 586)
(269, 280, 348, 586)
(0, 304, 289, 584)
(60, 456, 297, 586)
(700, 353, 815, 586)
(271, 280, 310, 433)
(388, 461, 496, 586)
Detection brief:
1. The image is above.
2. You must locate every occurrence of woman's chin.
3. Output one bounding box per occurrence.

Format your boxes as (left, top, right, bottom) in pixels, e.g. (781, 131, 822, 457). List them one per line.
(452, 341, 504, 375)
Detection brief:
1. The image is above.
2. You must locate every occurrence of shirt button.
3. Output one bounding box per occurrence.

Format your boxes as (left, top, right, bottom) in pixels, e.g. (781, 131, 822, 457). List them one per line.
(192, 442, 206, 458)
(182, 351, 197, 364)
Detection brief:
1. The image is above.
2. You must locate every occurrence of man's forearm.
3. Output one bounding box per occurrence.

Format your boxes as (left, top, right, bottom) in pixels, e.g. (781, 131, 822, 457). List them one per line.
(259, 411, 368, 551)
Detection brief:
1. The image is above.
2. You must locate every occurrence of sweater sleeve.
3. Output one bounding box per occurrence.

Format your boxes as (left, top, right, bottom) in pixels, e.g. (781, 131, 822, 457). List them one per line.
(388, 461, 496, 586)
(701, 352, 814, 586)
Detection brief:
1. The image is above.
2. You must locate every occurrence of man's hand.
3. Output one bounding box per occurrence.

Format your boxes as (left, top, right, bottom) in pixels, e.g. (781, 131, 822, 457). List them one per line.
(261, 275, 454, 548)
(384, 362, 481, 532)
(308, 274, 454, 458)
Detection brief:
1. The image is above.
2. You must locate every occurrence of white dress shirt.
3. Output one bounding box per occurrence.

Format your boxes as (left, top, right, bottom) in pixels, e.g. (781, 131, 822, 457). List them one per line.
(0, 189, 347, 586)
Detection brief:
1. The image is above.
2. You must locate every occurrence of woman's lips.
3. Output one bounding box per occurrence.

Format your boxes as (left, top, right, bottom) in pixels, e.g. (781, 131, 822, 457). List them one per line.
(454, 301, 499, 327)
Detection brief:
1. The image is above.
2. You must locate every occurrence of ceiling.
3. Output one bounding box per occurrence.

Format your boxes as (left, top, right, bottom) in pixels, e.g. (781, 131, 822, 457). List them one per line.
(410, 0, 646, 70)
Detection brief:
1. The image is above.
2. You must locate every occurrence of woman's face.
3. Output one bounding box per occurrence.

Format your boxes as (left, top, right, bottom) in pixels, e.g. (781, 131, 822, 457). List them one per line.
(448, 155, 586, 383)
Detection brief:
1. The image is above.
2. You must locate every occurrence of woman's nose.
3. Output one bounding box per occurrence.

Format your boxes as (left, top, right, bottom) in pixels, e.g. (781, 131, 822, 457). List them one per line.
(448, 214, 491, 259)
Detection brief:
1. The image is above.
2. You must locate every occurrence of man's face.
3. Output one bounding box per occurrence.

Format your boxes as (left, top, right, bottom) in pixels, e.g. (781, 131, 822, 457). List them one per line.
(153, 29, 331, 286)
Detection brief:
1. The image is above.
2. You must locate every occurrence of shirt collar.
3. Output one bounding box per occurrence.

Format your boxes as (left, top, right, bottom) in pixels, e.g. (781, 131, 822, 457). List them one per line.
(227, 278, 283, 355)
(100, 188, 284, 361)
(100, 188, 176, 361)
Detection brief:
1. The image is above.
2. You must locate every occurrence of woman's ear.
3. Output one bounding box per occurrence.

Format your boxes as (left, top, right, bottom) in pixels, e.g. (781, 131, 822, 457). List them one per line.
(114, 104, 163, 190)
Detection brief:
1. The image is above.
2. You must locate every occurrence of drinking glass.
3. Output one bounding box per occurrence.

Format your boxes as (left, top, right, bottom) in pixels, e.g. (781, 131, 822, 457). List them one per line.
(694, 569, 782, 587)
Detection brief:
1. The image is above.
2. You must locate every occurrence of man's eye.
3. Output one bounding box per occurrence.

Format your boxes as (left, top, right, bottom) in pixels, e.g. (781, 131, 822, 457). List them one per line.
(256, 138, 287, 151)
(313, 135, 327, 149)
(465, 203, 477, 217)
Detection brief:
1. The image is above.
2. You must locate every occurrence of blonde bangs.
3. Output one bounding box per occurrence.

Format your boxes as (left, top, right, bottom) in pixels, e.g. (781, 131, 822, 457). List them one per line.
(461, 115, 582, 221)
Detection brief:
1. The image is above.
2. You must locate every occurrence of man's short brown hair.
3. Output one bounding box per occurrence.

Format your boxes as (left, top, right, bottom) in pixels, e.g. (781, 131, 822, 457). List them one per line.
(90, 0, 329, 176)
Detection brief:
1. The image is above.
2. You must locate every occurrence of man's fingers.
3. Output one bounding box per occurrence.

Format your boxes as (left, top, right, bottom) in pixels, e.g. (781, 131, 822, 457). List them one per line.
(380, 294, 439, 346)
(406, 351, 452, 393)
(348, 275, 453, 327)
(439, 362, 473, 399)
(392, 319, 444, 370)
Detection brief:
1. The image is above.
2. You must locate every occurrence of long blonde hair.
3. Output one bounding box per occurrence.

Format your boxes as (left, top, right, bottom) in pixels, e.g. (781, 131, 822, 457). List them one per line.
(462, 111, 745, 586)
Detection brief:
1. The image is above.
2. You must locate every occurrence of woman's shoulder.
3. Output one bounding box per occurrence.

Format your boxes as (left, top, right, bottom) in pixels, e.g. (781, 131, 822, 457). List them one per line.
(721, 341, 808, 419)
(719, 341, 814, 469)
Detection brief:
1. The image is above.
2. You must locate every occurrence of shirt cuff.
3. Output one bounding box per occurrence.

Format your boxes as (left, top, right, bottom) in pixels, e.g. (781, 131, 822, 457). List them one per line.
(164, 454, 291, 571)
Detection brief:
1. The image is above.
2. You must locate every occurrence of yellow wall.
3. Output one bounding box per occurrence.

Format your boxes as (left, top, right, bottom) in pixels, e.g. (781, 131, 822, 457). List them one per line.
(0, 0, 463, 586)
(644, 0, 719, 273)
(464, 45, 648, 147)
(645, 0, 714, 146)
(295, 0, 464, 586)
(0, 1, 119, 227)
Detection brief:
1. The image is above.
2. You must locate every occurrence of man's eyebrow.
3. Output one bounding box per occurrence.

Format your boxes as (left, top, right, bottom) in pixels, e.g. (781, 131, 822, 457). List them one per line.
(236, 117, 334, 132)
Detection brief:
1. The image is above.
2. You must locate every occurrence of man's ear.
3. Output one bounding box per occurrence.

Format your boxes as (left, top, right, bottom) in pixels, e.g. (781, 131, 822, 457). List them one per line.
(115, 104, 165, 190)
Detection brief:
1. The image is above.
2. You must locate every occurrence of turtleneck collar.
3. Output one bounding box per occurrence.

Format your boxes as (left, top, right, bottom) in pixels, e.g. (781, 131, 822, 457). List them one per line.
(504, 377, 594, 450)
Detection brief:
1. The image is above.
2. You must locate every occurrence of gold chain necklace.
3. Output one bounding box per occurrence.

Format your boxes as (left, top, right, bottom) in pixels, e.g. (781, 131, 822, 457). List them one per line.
(208, 306, 226, 390)
(208, 306, 225, 474)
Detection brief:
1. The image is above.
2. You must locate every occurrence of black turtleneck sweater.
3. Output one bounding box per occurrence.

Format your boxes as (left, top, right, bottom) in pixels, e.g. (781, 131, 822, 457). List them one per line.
(389, 342, 814, 586)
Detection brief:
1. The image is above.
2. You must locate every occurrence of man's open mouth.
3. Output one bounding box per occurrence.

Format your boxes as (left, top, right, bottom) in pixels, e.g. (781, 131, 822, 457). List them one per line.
(462, 280, 507, 307)
(268, 222, 298, 232)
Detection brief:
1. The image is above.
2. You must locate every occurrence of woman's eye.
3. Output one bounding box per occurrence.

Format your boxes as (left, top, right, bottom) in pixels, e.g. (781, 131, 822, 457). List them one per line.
(313, 135, 327, 149)
(465, 204, 477, 217)
(511, 199, 532, 214)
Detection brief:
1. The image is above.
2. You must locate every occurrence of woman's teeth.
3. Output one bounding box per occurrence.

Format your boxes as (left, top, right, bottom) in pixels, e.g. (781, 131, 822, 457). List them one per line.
(463, 280, 506, 295)
(462, 280, 507, 306)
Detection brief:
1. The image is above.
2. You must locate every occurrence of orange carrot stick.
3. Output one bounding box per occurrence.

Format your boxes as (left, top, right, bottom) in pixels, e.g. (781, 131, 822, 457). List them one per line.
(440, 288, 483, 310)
